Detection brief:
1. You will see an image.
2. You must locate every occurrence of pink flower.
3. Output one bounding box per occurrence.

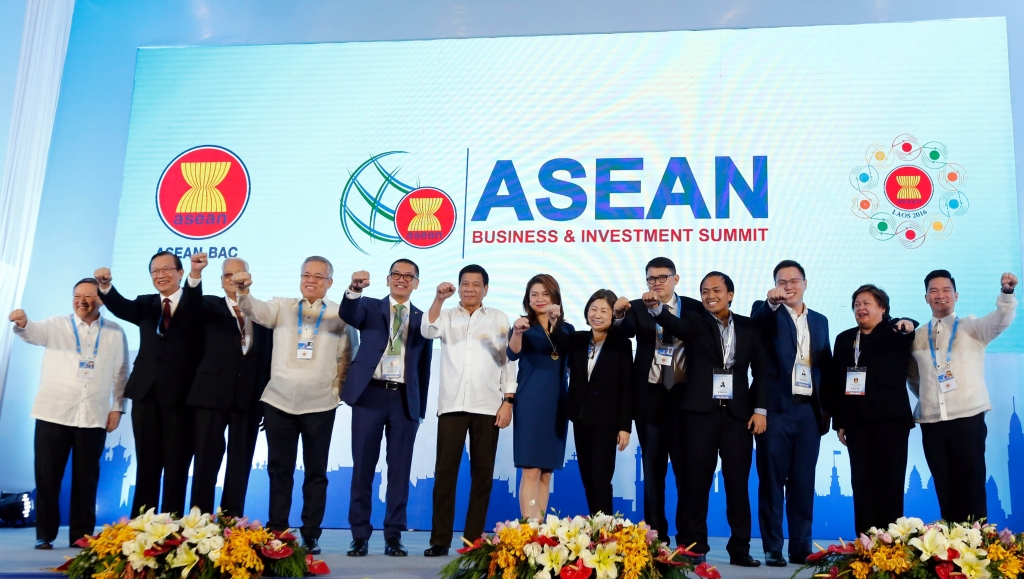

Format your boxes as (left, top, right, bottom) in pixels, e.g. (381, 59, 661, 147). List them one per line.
(494, 522, 506, 533)
(859, 534, 875, 550)
(235, 517, 250, 528)
(879, 532, 892, 544)
(973, 522, 982, 530)
(646, 528, 659, 544)
(1001, 529, 1015, 545)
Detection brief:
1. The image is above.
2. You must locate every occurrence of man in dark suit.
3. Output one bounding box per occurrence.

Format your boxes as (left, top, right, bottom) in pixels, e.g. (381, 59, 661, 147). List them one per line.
(341, 259, 432, 557)
(94, 251, 207, 516)
(749, 259, 832, 567)
(187, 257, 272, 516)
(612, 256, 702, 545)
(648, 271, 766, 567)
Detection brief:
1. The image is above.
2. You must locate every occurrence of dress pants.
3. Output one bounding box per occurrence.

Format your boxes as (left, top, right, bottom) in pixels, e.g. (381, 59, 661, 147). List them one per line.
(756, 400, 819, 558)
(130, 397, 194, 516)
(34, 420, 106, 544)
(190, 405, 262, 517)
(846, 420, 910, 534)
(677, 407, 753, 558)
(349, 383, 420, 541)
(430, 411, 499, 548)
(262, 403, 336, 540)
(921, 412, 987, 523)
(635, 381, 685, 544)
(572, 422, 619, 516)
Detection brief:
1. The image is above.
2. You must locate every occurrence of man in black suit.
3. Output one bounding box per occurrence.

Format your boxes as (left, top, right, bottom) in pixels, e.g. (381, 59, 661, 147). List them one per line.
(94, 251, 207, 516)
(612, 256, 702, 545)
(647, 271, 766, 567)
(187, 257, 272, 516)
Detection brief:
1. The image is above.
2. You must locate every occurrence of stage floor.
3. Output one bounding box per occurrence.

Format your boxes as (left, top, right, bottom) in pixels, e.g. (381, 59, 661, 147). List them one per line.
(0, 527, 823, 578)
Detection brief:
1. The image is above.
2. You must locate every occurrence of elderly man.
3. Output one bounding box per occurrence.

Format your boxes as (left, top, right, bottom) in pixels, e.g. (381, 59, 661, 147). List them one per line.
(10, 278, 128, 549)
(233, 256, 356, 555)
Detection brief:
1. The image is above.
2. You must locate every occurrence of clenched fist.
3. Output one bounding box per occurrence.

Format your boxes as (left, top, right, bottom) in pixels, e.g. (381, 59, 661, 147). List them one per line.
(1002, 272, 1018, 293)
(350, 270, 370, 291)
(894, 319, 915, 333)
(436, 282, 456, 301)
(766, 287, 788, 305)
(232, 271, 253, 294)
(513, 316, 530, 335)
(94, 267, 112, 290)
(642, 291, 660, 310)
(544, 304, 561, 321)
(190, 253, 208, 277)
(8, 309, 27, 328)
(613, 296, 631, 319)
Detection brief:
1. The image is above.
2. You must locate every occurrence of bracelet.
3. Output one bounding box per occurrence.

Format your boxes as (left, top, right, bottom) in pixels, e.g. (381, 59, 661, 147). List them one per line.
(1003, 288, 1015, 295)
(349, 285, 363, 293)
(503, 397, 516, 405)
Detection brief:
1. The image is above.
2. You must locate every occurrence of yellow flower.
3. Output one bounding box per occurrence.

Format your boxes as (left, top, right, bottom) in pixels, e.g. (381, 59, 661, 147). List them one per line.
(870, 544, 912, 575)
(955, 551, 993, 579)
(988, 543, 1009, 562)
(850, 560, 871, 579)
(999, 556, 1023, 579)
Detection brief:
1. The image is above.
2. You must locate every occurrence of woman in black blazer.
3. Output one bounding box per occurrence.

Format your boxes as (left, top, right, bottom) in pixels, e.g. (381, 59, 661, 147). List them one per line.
(825, 284, 917, 535)
(565, 289, 633, 516)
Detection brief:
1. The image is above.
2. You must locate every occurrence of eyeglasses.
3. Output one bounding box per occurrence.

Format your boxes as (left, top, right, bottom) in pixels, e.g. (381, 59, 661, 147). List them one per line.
(150, 266, 180, 277)
(301, 273, 331, 282)
(776, 278, 806, 288)
(646, 275, 673, 285)
(389, 272, 418, 282)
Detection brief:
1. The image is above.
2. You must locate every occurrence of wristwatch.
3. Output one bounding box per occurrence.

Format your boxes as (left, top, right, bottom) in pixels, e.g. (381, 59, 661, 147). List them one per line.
(503, 396, 516, 405)
(349, 284, 363, 293)
(1003, 287, 1015, 295)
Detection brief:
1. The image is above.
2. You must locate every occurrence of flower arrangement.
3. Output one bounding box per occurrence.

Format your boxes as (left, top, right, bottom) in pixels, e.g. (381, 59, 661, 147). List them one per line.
(440, 513, 708, 579)
(56, 507, 330, 579)
(798, 517, 1024, 579)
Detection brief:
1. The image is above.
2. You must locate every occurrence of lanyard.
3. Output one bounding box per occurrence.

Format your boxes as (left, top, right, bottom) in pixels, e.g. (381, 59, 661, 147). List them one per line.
(656, 295, 682, 344)
(71, 316, 103, 359)
(854, 331, 862, 366)
(718, 314, 735, 369)
(928, 316, 959, 370)
(792, 308, 809, 363)
(298, 301, 327, 339)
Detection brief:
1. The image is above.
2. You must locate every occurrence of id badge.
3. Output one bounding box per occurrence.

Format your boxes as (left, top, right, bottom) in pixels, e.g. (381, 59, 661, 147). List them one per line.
(655, 346, 674, 366)
(296, 340, 315, 359)
(382, 355, 402, 379)
(77, 360, 95, 380)
(937, 371, 958, 393)
(713, 369, 734, 399)
(846, 367, 867, 396)
(793, 362, 813, 395)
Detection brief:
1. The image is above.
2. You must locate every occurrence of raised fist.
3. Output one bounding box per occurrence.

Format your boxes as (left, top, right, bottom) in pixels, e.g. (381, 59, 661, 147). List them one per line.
(613, 297, 631, 318)
(767, 287, 789, 305)
(513, 316, 530, 335)
(190, 253, 208, 276)
(894, 319, 915, 333)
(1002, 272, 1018, 293)
(641, 291, 660, 310)
(545, 304, 561, 321)
(94, 267, 112, 289)
(8, 309, 27, 328)
(232, 271, 252, 293)
(350, 270, 370, 291)
(436, 282, 456, 300)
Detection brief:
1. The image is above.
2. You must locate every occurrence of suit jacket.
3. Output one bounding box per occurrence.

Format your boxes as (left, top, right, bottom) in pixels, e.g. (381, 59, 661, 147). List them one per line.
(565, 329, 633, 432)
(340, 294, 433, 420)
(616, 294, 704, 421)
(750, 299, 833, 434)
(654, 308, 768, 420)
(99, 281, 204, 407)
(825, 317, 917, 431)
(186, 295, 273, 412)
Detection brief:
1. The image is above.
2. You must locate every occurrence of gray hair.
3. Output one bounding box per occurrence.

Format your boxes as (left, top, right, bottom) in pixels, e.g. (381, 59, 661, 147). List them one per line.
(302, 256, 333, 279)
(222, 257, 249, 273)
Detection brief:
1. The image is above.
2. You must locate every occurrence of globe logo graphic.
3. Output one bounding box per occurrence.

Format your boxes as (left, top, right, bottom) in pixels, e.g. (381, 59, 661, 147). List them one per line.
(339, 151, 417, 255)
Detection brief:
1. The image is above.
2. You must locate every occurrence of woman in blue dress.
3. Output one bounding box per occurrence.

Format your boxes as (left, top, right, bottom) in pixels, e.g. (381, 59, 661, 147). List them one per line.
(507, 273, 572, 520)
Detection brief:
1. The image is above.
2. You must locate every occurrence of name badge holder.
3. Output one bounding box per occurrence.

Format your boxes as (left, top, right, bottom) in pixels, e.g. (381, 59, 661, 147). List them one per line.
(296, 301, 327, 360)
(381, 307, 409, 379)
(928, 317, 959, 394)
(72, 316, 102, 381)
(712, 316, 735, 400)
(654, 295, 682, 367)
(846, 332, 867, 396)
(792, 315, 813, 396)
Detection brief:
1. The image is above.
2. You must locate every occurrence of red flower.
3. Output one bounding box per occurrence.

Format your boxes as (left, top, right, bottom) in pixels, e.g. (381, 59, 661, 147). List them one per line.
(806, 550, 829, 563)
(830, 566, 839, 579)
(559, 563, 593, 579)
(457, 538, 486, 554)
(271, 529, 297, 543)
(55, 559, 74, 572)
(936, 561, 955, 579)
(144, 544, 173, 557)
(163, 536, 185, 547)
(695, 562, 722, 579)
(261, 543, 295, 560)
(306, 554, 331, 575)
(946, 548, 960, 561)
(535, 536, 561, 548)
(72, 535, 94, 548)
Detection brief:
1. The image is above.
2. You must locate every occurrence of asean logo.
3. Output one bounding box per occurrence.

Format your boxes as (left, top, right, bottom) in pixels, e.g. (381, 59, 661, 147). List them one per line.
(340, 151, 457, 255)
(849, 134, 968, 249)
(156, 145, 250, 240)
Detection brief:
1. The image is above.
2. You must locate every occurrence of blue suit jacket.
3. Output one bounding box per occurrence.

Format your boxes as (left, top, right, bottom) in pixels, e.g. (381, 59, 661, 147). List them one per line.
(750, 299, 832, 433)
(340, 295, 433, 419)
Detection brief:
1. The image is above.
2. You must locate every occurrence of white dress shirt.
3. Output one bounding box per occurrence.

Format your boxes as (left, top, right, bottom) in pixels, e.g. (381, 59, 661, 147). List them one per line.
(98, 275, 200, 314)
(421, 304, 517, 416)
(345, 290, 410, 383)
(769, 302, 813, 394)
(238, 294, 357, 415)
(908, 291, 1017, 423)
(225, 295, 253, 355)
(14, 315, 128, 428)
(646, 295, 687, 386)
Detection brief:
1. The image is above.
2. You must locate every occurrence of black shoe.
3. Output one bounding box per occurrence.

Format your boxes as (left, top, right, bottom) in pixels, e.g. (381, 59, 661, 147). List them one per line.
(304, 537, 321, 556)
(765, 551, 787, 567)
(790, 554, 809, 565)
(731, 554, 762, 567)
(424, 544, 450, 557)
(687, 554, 707, 565)
(34, 540, 53, 550)
(385, 537, 408, 557)
(347, 539, 368, 557)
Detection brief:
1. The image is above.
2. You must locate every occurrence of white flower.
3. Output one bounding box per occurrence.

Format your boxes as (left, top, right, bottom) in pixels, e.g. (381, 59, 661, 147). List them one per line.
(524, 542, 543, 564)
(909, 527, 950, 561)
(888, 517, 923, 542)
(197, 535, 224, 555)
(582, 541, 622, 579)
(534, 571, 552, 579)
(178, 506, 210, 531)
(537, 545, 570, 574)
(591, 514, 614, 533)
(955, 551, 992, 579)
(128, 508, 158, 531)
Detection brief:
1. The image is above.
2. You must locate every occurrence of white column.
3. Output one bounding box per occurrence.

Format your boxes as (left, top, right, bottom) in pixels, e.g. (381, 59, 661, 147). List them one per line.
(0, 0, 76, 412)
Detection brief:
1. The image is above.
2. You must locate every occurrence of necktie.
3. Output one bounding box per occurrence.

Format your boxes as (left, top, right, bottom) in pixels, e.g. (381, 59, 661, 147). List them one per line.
(162, 298, 171, 331)
(233, 305, 246, 345)
(662, 302, 675, 390)
(388, 304, 405, 356)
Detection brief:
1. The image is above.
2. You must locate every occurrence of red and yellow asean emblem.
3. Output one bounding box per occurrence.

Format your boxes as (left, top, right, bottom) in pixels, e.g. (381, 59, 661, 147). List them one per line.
(156, 146, 250, 239)
(884, 165, 932, 211)
(394, 187, 457, 249)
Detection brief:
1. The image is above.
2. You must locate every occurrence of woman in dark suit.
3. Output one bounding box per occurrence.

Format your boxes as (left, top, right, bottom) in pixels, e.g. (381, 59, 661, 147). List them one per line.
(825, 284, 916, 535)
(565, 289, 633, 516)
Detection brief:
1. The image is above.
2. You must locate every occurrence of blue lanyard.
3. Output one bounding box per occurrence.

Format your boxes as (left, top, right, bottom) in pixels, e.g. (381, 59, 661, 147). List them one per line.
(927, 316, 959, 370)
(71, 316, 103, 359)
(298, 301, 327, 339)
(656, 295, 681, 344)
